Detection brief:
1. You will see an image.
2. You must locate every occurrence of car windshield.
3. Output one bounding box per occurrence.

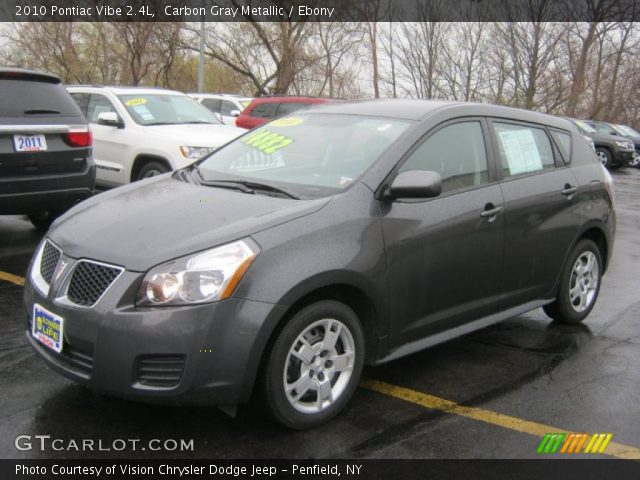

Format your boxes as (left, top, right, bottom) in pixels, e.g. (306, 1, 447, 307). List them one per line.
(615, 124, 640, 137)
(118, 94, 221, 126)
(575, 120, 596, 133)
(198, 113, 412, 197)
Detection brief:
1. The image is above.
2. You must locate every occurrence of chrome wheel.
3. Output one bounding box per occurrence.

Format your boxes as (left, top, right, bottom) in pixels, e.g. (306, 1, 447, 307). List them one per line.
(630, 152, 640, 167)
(283, 318, 355, 414)
(596, 150, 609, 166)
(569, 251, 599, 313)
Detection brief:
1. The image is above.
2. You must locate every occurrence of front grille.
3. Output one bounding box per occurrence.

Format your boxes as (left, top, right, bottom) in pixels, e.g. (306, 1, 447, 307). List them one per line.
(40, 241, 61, 284)
(136, 355, 185, 388)
(66, 261, 122, 307)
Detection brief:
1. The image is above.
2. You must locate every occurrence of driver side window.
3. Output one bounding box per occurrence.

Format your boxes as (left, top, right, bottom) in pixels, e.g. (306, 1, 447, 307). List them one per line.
(87, 94, 117, 124)
(399, 121, 489, 193)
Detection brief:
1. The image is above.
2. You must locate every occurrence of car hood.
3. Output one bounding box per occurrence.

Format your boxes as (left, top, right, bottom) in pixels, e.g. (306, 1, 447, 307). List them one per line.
(143, 124, 244, 147)
(49, 175, 331, 271)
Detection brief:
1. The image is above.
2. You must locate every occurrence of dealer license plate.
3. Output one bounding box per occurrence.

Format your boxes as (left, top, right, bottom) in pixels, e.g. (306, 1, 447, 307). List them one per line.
(32, 303, 63, 353)
(14, 134, 47, 152)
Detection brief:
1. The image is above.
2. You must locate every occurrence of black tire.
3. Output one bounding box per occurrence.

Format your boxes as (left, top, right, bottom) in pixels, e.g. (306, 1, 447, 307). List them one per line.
(28, 211, 61, 232)
(262, 300, 365, 429)
(595, 148, 612, 169)
(543, 239, 603, 324)
(135, 161, 170, 181)
(630, 152, 640, 168)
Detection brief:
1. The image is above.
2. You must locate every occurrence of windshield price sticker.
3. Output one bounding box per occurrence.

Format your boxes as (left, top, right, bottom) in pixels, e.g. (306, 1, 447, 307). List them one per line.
(242, 130, 294, 155)
(125, 98, 147, 106)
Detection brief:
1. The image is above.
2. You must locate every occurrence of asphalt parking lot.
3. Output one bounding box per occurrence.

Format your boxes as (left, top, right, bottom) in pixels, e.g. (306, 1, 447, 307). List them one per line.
(1, 168, 639, 460)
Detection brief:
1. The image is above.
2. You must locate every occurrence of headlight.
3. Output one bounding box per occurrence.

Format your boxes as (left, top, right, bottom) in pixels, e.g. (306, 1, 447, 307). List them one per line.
(179, 146, 215, 160)
(137, 239, 259, 306)
(614, 140, 632, 149)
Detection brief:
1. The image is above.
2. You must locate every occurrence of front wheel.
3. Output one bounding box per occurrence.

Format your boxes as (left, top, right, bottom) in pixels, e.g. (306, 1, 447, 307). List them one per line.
(629, 151, 640, 168)
(262, 300, 364, 429)
(136, 161, 170, 181)
(28, 211, 61, 232)
(595, 148, 612, 169)
(543, 239, 603, 324)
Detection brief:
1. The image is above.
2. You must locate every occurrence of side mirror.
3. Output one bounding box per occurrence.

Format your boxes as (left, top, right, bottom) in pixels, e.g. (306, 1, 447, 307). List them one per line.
(230, 109, 241, 117)
(97, 111, 122, 128)
(386, 170, 442, 199)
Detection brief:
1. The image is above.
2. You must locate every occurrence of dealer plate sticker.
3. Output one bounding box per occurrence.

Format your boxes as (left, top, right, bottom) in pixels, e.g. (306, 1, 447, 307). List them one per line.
(32, 303, 63, 353)
(14, 134, 47, 152)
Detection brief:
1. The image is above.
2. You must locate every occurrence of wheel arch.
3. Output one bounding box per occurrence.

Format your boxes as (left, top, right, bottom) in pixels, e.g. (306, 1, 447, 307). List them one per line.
(240, 275, 384, 403)
(130, 154, 172, 182)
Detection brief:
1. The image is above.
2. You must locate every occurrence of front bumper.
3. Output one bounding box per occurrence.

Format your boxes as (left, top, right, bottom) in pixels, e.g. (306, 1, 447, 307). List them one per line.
(23, 265, 286, 405)
(611, 149, 633, 167)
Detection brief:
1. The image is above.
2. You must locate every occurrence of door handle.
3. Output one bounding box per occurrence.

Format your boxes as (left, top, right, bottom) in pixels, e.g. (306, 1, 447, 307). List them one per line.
(561, 184, 578, 196)
(480, 204, 503, 218)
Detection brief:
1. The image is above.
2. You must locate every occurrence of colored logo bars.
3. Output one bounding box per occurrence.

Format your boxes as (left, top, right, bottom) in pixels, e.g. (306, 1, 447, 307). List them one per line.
(537, 433, 613, 454)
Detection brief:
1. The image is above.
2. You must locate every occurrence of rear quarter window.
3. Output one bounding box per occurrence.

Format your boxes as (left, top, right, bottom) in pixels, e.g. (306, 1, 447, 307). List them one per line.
(550, 130, 572, 164)
(0, 79, 83, 118)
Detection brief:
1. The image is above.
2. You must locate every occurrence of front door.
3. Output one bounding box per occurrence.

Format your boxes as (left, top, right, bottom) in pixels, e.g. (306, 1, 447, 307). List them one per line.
(382, 120, 505, 347)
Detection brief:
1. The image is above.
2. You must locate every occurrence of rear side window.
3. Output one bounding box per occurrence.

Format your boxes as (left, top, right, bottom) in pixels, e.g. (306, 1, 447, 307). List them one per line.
(202, 98, 222, 113)
(494, 122, 556, 177)
(276, 102, 312, 116)
(0, 79, 82, 118)
(550, 130, 572, 164)
(249, 102, 278, 119)
(70, 92, 90, 116)
(399, 121, 489, 193)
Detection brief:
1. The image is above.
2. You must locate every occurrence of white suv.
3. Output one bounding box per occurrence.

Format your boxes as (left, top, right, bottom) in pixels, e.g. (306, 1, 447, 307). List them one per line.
(67, 86, 244, 188)
(190, 94, 253, 126)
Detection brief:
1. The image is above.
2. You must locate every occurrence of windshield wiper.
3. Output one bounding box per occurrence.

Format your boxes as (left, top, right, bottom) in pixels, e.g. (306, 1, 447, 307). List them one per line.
(192, 167, 300, 199)
(227, 180, 301, 199)
(177, 121, 215, 125)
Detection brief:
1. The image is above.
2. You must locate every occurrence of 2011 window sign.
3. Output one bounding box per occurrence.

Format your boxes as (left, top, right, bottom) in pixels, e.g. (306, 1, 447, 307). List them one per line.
(15, 4, 155, 18)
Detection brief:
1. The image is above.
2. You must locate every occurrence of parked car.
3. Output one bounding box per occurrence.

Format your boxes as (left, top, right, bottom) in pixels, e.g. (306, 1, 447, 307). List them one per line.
(0, 68, 94, 230)
(67, 86, 244, 188)
(568, 118, 633, 169)
(25, 100, 614, 429)
(235, 96, 335, 129)
(585, 120, 640, 168)
(190, 93, 253, 126)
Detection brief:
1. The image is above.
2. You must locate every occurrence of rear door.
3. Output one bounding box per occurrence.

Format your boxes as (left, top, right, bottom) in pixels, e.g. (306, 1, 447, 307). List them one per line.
(0, 76, 90, 197)
(489, 120, 582, 306)
(383, 119, 505, 347)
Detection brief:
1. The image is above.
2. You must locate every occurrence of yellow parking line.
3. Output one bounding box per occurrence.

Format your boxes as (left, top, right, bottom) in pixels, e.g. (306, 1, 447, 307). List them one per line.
(0, 271, 25, 286)
(361, 378, 640, 460)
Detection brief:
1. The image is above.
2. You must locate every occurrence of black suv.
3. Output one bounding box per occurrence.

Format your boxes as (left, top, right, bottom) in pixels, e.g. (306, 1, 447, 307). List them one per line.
(585, 120, 640, 168)
(0, 68, 95, 230)
(568, 118, 633, 169)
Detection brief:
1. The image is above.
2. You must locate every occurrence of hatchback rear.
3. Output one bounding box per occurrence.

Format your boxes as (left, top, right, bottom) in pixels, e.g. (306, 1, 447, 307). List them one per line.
(0, 68, 94, 230)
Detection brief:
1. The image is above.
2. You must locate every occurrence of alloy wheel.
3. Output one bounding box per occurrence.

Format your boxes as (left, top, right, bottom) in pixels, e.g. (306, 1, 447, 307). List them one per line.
(596, 151, 608, 166)
(283, 318, 355, 414)
(569, 251, 599, 313)
(630, 152, 640, 167)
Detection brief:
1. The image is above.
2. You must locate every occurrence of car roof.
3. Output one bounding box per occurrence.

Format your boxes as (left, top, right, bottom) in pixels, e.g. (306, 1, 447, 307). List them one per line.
(303, 98, 575, 129)
(190, 93, 252, 100)
(67, 85, 186, 96)
(0, 67, 60, 83)
(250, 96, 334, 104)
